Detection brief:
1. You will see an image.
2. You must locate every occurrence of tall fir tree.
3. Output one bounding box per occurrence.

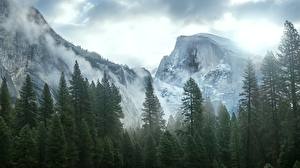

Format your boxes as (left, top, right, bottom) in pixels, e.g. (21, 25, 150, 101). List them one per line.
(217, 104, 231, 167)
(15, 75, 38, 129)
(39, 83, 54, 128)
(158, 131, 181, 168)
(0, 77, 12, 126)
(57, 72, 78, 168)
(260, 52, 282, 166)
(77, 119, 93, 168)
(13, 125, 38, 168)
(37, 123, 47, 168)
(278, 20, 300, 165)
(230, 113, 240, 168)
(121, 131, 135, 168)
(0, 117, 11, 168)
(239, 60, 264, 168)
(181, 77, 203, 136)
(142, 76, 165, 137)
(47, 115, 66, 168)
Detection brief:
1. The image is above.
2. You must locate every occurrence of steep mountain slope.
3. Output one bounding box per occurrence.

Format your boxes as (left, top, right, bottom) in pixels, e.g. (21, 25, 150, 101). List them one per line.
(155, 33, 249, 115)
(0, 0, 149, 127)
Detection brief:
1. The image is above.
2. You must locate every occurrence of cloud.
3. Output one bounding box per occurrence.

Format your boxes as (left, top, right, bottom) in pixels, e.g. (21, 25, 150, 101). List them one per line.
(34, 0, 300, 68)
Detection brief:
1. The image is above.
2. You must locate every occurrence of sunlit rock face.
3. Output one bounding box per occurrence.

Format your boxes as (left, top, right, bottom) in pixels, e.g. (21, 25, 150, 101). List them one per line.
(0, 1, 150, 127)
(155, 33, 249, 115)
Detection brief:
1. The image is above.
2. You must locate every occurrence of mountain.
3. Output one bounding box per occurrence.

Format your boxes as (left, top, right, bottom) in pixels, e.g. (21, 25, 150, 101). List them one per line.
(155, 33, 249, 115)
(0, 0, 150, 127)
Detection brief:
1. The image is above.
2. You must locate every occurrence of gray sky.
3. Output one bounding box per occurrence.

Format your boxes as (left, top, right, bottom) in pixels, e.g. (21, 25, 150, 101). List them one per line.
(35, 0, 300, 68)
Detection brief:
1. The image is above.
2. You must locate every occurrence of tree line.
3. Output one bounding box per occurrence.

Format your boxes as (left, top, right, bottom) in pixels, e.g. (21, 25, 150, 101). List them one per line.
(0, 20, 300, 168)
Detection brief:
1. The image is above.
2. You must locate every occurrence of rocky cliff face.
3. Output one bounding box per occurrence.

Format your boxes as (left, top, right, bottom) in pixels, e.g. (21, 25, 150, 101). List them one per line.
(155, 33, 249, 115)
(0, 0, 149, 127)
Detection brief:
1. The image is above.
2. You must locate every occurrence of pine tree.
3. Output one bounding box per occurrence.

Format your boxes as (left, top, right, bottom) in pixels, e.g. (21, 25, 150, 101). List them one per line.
(230, 113, 240, 168)
(142, 76, 165, 137)
(0, 117, 11, 168)
(183, 135, 208, 168)
(95, 73, 124, 138)
(0, 77, 12, 126)
(47, 115, 66, 168)
(278, 20, 300, 164)
(239, 60, 264, 168)
(39, 83, 54, 128)
(122, 131, 135, 168)
(13, 125, 38, 168)
(181, 78, 203, 136)
(217, 104, 231, 167)
(260, 52, 281, 165)
(70, 61, 93, 127)
(202, 100, 218, 166)
(144, 134, 158, 168)
(77, 119, 93, 168)
(16, 75, 38, 129)
(158, 131, 181, 168)
(100, 136, 115, 168)
(37, 123, 47, 168)
(57, 72, 78, 168)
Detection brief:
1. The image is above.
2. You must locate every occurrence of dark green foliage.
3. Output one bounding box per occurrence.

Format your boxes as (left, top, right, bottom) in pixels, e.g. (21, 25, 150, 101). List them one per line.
(37, 123, 47, 168)
(183, 135, 208, 168)
(294, 161, 300, 168)
(47, 115, 66, 168)
(121, 131, 135, 168)
(144, 134, 158, 168)
(230, 113, 240, 168)
(278, 20, 300, 166)
(0, 78, 12, 126)
(142, 76, 165, 136)
(96, 73, 124, 138)
(16, 75, 38, 129)
(39, 83, 54, 128)
(13, 125, 38, 168)
(0, 117, 11, 168)
(217, 104, 231, 167)
(77, 119, 93, 168)
(99, 136, 115, 168)
(158, 131, 181, 168)
(181, 77, 203, 136)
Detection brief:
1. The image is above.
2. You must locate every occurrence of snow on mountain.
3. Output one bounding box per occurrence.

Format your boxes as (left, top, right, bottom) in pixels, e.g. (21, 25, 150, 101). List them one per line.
(155, 33, 249, 115)
(0, 0, 150, 127)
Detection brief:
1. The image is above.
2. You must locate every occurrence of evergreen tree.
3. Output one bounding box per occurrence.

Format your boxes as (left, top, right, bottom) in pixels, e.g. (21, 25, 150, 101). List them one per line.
(144, 134, 158, 168)
(142, 76, 165, 136)
(183, 135, 208, 168)
(158, 131, 181, 168)
(37, 123, 47, 168)
(278, 20, 300, 164)
(0, 117, 11, 168)
(181, 78, 203, 136)
(77, 119, 93, 168)
(202, 100, 218, 166)
(122, 131, 135, 168)
(230, 113, 240, 168)
(47, 115, 66, 168)
(16, 75, 38, 129)
(133, 139, 144, 168)
(57, 72, 78, 168)
(261, 52, 282, 165)
(96, 73, 123, 138)
(39, 83, 54, 128)
(13, 125, 38, 168)
(239, 60, 264, 168)
(100, 136, 115, 168)
(0, 77, 12, 126)
(217, 104, 231, 167)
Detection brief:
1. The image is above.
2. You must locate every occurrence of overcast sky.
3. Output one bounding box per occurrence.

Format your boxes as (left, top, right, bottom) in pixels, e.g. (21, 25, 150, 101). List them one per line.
(35, 0, 300, 68)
